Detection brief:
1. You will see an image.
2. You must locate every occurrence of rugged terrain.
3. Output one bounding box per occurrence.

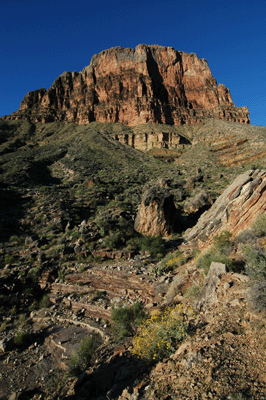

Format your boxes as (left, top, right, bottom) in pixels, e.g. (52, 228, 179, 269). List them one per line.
(1, 116, 266, 400)
(0, 44, 266, 400)
(1, 45, 249, 126)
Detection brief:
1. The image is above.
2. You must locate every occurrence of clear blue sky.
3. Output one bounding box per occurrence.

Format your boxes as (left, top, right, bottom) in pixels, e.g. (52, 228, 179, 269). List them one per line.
(1, 0, 266, 126)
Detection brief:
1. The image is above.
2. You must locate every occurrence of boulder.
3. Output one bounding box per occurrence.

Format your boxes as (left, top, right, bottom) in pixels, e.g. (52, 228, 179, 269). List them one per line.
(134, 186, 177, 236)
(196, 262, 227, 310)
(184, 190, 211, 214)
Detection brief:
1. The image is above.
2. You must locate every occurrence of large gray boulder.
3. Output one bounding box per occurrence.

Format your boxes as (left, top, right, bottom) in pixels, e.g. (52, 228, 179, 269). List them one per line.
(196, 262, 227, 310)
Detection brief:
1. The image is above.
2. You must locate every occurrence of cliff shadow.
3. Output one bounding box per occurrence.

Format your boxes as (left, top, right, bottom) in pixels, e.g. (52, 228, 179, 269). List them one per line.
(146, 51, 175, 125)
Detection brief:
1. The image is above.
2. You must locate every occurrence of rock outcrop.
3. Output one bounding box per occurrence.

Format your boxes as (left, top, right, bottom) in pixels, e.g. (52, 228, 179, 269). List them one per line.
(196, 262, 227, 310)
(185, 169, 266, 247)
(134, 186, 177, 236)
(113, 129, 190, 151)
(2, 45, 250, 126)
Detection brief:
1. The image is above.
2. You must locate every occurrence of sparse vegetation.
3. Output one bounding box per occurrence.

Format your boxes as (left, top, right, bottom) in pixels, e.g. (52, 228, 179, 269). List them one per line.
(1, 119, 266, 398)
(196, 231, 233, 273)
(251, 213, 266, 237)
(132, 304, 195, 362)
(68, 333, 102, 376)
(39, 294, 51, 309)
(154, 250, 186, 276)
(13, 330, 30, 348)
(111, 301, 147, 337)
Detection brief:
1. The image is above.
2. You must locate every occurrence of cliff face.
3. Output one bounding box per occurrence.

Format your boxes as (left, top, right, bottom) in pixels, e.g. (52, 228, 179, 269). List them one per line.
(3, 44, 250, 125)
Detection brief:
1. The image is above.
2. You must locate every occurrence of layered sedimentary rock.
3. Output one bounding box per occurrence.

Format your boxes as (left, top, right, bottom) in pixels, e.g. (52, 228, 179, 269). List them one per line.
(2, 45, 250, 125)
(113, 129, 190, 151)
(185, 169, 266, 247)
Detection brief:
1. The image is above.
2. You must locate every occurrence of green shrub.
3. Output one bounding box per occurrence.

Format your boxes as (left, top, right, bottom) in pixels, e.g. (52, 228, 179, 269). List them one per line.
(0, 321, 8, 333)
(68, 333, 102, 376)
(184, 282, 203, 299)
(196, 248, 233, 273)
(212, 230, 232, 250)
(28, 266, 41, 283)
(19, 314, 26, 325)
(9, 305, 17, 316)
(132, 304, 195, 362)
(57, 268, 65, 281)
(111, 301, 146, 337)
(251, 213, 266, 237)
(105, 232, 124, 250)
(39, 294, 51, 309)
(196, 231, 233, 273)
(4, 254, 15, 264)
(14, 330, 30, 347)
(230, 393, 247, 400)
(127, 235, 165, 256)
(242, 244, 266, 311)
(3, 268, 10, 276)
(29, 300, 39, 312)
(235, 229, 256, 244)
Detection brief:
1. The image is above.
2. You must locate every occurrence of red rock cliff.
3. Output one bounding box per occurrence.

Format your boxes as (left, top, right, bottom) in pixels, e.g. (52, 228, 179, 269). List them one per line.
(3, 44, 250, 125)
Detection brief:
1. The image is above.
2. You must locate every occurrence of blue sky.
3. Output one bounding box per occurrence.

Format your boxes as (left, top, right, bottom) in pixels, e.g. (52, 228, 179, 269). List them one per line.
(1, 0, 266, 126)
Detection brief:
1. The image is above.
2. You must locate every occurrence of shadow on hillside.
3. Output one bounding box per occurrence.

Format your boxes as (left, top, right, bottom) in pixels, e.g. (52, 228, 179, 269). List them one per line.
(63, 353, 153, 400)
(27, 161, 61, 185)
(0, 186, 28, 242)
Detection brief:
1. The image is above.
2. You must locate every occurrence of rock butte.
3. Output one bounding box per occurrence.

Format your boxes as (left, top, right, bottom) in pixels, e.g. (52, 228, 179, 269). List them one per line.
(2, 44, 250, 126)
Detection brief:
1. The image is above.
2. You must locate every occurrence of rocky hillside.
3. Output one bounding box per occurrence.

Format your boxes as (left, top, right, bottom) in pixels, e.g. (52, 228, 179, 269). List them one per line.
(1, 115, 266, 398)
(1, 45, 249, 126)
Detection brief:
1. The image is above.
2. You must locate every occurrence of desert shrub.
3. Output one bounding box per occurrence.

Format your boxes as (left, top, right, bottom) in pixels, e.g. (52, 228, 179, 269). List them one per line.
(235, 229, 256, 245)
(68, 333, 102, 376)
(111, 301, 146, 337)
(127, 234, 165, 256)
(57, 268, 65, 281)
(14, 330, 30, 348)
(9, 305, 17, 316)
(91, 290, 106, 302)
(0, 321, 8, 333)
(29, 300, 39, 311)
(39, 294, 51, 309)
(28, 266, 41, 283)
(140, 235, 165, 256)
(242, 244, 266, 311)
(230, 393, 247, 400)
(184, 282, 203, 299)
(96, 219, 111, 236)
(105, 232, 124, 250)
(132, 304, 195, 362)
(212, 230, 232, 251)
(18, 314, 26, 325)
(154, 250, 186, 276)
(196, 231, 233, 273)
(251, 213, 266, 237)
(4, 254, 15, 264)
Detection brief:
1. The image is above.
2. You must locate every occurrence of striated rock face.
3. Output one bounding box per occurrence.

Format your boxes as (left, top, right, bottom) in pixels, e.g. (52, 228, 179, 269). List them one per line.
(113, 129, 191, 151)
(2, 44, 250, 125)
(134, 186, 177, 236)
(185, 169, 266, 247)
